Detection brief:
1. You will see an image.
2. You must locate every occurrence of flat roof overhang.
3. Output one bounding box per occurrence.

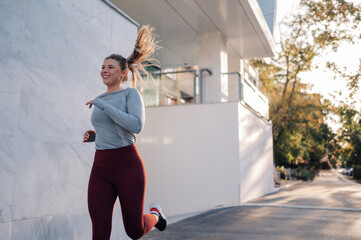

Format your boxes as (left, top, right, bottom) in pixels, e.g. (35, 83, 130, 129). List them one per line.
(107, 0, 276, 68)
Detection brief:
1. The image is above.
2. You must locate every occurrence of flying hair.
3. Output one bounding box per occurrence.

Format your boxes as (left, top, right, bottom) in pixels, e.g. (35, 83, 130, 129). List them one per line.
(105, 25, 159, 87)
(126, 25, 159, 86)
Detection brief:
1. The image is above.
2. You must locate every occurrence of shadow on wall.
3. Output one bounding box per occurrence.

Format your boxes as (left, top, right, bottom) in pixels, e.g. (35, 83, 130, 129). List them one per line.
(137, 101, 274, 217)
(238, 105, 274, 202)
(137, 102, 241, 216)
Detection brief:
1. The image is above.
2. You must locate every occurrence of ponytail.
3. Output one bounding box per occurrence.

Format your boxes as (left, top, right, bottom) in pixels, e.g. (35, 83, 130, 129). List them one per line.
(105, 25, 159, 87)
(126, 25, 159, 86)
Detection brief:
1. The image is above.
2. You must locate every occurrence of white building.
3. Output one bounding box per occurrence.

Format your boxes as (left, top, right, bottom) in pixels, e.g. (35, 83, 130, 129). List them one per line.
(0, 0, 276, 239)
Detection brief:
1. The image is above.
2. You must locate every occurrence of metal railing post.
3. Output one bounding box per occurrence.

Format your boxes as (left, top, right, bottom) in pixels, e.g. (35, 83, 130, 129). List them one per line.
(221, 71, 243, 101)
(239, 72, 244, 102)
(199, 68, 213, 103)
(193, 70, 197, 103)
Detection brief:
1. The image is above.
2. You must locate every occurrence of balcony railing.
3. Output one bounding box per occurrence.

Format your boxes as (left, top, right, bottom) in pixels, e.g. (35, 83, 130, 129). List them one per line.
(138, 70, 198, 106)
(222, 71, 269, 120)
(138, 69, 269, 120)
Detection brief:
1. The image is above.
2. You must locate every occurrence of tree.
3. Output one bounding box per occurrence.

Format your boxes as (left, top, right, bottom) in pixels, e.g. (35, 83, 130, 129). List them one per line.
(251, 0, 361, 172)
(327, 59, 361, 168)
(335, 105, 361, 166)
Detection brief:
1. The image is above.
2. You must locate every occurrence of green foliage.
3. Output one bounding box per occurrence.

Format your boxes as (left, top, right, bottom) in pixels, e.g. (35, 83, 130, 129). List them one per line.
(336, 104, 361, 167)
(296, 168, 317, 181)
(251, 0, 361, 173)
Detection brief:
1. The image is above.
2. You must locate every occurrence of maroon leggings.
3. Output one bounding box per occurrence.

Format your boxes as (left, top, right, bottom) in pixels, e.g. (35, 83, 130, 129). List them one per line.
(88, 144, 157, 240)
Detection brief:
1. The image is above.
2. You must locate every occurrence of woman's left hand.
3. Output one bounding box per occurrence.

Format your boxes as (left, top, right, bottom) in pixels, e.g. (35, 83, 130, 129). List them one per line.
(86, 99, 95, 108)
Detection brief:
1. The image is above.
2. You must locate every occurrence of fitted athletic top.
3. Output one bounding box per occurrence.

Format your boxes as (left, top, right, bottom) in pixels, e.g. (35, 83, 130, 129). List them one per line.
(91, 87, 145, 150)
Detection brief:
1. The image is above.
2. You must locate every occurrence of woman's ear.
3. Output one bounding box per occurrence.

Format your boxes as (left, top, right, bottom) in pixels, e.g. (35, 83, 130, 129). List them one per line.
(121, 69, 128, 78)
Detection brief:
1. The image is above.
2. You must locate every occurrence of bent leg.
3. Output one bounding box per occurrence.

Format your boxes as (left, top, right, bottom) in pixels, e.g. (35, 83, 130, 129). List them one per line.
(88, 170, 117, 240)
(119, 188, 157, 239)
(115, 149, 157, 239)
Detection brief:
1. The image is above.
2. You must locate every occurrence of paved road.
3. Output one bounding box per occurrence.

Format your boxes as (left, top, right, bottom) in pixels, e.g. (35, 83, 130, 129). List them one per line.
(143, 170, 361, 240)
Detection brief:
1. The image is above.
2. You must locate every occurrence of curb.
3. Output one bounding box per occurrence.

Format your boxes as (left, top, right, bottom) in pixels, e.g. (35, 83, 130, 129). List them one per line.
(240, 203, 361, 212)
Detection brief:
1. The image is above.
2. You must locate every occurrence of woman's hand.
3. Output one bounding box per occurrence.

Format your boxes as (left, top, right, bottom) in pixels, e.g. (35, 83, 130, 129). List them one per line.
(86, 99, 95, 108)
(83, 130, 95, 143)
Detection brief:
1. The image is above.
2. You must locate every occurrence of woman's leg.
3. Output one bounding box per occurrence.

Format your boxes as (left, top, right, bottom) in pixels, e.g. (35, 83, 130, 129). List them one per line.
(88, 164, 117, 240)
(113, 146, 157, 240)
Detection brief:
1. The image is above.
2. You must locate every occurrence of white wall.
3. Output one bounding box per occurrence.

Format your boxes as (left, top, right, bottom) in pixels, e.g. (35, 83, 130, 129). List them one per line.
(238, 103, 275, 202)
(0, 0, 137, 239)
(198, 31, 229, 103)
(137, 101, 275, 218)
(138, 103, 240, 217)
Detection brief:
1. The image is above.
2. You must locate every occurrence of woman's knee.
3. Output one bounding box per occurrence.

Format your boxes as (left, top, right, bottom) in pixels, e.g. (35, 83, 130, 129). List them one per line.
(125, 227, 144, 240)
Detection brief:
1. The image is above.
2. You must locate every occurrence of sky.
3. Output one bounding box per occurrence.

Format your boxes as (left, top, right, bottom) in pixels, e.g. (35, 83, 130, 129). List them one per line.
(275, 0, 361, 108)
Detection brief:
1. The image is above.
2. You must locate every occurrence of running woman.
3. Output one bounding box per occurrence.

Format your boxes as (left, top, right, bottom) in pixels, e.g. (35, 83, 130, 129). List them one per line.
(83, 25, 166, 240)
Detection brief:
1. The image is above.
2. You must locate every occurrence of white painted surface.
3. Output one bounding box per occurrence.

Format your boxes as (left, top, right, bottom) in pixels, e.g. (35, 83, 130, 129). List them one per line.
(238, 103, 274, 202)
(137, 102, 275, 217)
(228, 56, 243, 101)
(198, 31, 229, 103)
(110, 0, 276, 68)
(242, 79, 270, 119)
(0, 0, 137, 239)
(138, 103, 240, 217)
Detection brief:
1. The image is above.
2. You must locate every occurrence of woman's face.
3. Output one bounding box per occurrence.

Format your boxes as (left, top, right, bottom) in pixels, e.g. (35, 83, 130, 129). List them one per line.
(100, 58, 127, 87)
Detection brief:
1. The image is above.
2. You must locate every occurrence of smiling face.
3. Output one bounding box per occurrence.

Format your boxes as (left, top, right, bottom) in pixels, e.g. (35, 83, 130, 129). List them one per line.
(100, 58, 127, 88)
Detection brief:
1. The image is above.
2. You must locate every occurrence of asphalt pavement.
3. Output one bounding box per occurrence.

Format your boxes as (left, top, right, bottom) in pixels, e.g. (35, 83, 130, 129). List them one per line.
(143, 170, 361, 240)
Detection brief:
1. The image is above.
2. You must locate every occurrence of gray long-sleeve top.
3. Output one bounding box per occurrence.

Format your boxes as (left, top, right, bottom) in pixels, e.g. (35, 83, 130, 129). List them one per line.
(91, 87, 145, 150)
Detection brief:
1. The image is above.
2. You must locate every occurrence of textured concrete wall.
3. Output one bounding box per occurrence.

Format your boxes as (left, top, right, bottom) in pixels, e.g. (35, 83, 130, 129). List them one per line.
(0, 0, 137, 239)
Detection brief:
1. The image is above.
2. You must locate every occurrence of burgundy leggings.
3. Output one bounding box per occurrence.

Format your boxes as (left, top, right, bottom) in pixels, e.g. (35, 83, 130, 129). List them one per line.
(88, 144, 157, 240)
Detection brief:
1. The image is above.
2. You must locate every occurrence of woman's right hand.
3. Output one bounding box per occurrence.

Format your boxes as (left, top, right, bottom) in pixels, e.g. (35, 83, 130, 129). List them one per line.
(86, 99, 95, 108)
(83, 130, 95, 143)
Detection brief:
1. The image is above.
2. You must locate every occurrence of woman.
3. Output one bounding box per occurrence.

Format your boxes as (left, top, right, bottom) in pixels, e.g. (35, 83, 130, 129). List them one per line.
(83, 25, 166, 240)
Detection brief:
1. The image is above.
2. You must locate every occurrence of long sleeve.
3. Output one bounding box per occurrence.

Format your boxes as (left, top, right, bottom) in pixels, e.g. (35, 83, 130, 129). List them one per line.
(92, 89, 145, 134)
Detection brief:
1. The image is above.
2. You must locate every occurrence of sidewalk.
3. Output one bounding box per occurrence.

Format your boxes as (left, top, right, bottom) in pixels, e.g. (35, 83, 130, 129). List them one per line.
(274, 179, 301, 189)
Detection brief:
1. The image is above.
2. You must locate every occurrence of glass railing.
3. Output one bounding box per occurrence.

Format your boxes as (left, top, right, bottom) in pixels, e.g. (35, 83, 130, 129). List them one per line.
(223, 71, 269, 119)
(138, 70, 198, 107)
(138, 69, 269, 119)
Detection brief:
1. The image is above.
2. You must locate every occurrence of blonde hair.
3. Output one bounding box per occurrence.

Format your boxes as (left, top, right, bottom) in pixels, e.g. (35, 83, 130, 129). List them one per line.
(105, 25, 159, 87)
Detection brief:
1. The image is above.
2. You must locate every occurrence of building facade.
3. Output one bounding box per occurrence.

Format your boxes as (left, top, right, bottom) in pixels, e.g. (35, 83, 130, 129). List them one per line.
(0, 0, 276, 239)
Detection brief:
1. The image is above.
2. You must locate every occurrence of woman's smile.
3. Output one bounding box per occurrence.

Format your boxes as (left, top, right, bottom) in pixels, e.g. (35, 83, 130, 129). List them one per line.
(100, 58, 124, 87)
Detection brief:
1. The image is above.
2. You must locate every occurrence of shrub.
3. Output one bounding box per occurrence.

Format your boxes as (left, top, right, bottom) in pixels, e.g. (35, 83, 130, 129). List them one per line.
(296, 168, 316, 181)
